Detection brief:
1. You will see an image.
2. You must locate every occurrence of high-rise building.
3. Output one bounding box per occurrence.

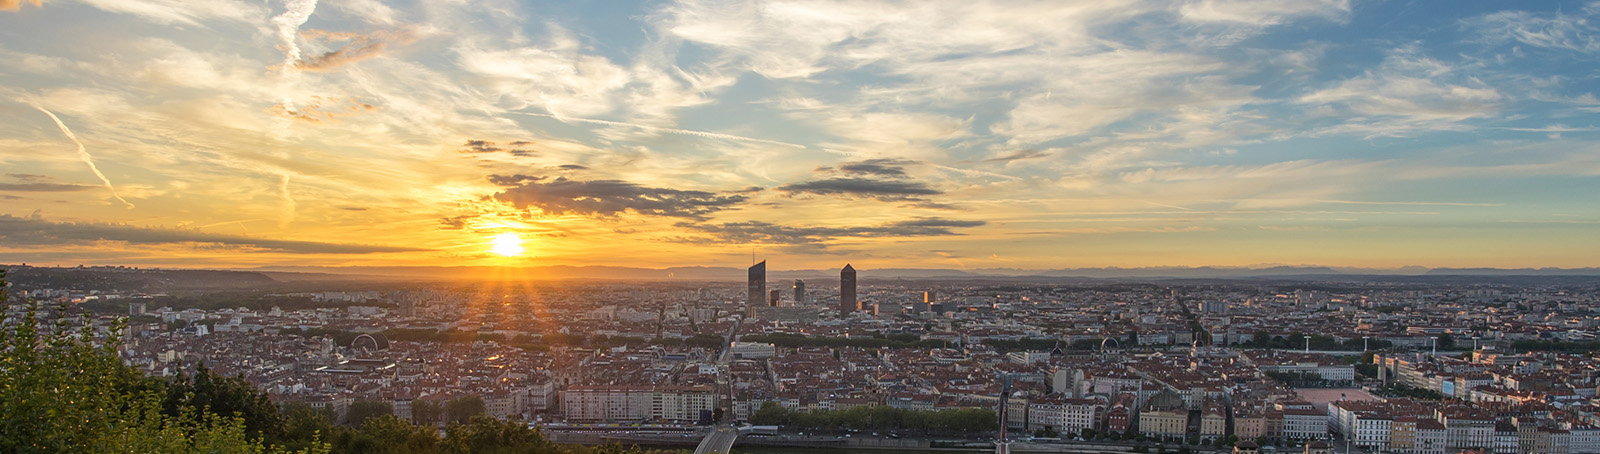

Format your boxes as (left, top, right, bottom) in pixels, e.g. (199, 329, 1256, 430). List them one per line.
(769, 289, 781, 307)
(793, 280, 806, 305)
(748, 260, 766, 309)
(745, 260, 764, 306)
(840, 264, 857, 316)
(924, 290, 936, 304)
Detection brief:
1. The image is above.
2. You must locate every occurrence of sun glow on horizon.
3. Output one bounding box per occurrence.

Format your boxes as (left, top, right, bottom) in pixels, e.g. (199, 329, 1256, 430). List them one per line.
(490, 233, 525, 257)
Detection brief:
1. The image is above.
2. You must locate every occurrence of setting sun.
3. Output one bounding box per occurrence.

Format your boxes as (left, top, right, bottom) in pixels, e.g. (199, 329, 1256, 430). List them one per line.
(490, 233, 525, 257)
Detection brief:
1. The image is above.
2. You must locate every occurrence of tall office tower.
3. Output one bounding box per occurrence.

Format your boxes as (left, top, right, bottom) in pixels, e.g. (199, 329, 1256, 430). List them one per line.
(769, 289, 781, 307)
(793, 280, 807, 305)
(748, 260, 766, 309)
(924, 290, 936, 304)
(840, 264, 857, 316)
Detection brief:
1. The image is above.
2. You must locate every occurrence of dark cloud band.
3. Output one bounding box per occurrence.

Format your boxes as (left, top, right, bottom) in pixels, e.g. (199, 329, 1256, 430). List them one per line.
(672, 217, 985, 248)
(0, 214, 425, 254)
(489, 175, 748, 219)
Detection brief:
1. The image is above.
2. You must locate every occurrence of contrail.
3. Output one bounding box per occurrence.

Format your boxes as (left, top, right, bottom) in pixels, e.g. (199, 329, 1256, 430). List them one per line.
(197, 219, 267, 229)
(32, 105, 135, 209)
(278, 173, 296, 227)
(270, 0, 319, 111)
(516, 112, 808, 149)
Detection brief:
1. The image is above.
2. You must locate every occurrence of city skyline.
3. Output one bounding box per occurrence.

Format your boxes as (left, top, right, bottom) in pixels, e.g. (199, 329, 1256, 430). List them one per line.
(3, 1, 1600, 270)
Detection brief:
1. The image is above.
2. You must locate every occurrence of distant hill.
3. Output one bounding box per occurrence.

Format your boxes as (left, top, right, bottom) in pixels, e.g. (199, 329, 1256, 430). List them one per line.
(9, 263, 1596, 288)
(1, 265, 277, 291)
(1426, 267, 1600, 276)
(245, 264, 1600, 281)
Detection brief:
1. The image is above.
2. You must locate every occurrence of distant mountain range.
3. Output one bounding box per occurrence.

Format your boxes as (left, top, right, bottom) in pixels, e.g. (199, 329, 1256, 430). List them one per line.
(242, 264, 1600, 281)
(4, 264, 1597, 288)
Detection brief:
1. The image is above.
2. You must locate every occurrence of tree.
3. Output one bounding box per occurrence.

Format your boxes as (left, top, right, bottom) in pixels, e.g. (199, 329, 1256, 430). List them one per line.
(164, 362, 286, 443)
(1438, 334, 1456, 350)
(330, 414, 439, 453)
(345, 400, 394, 428)
(446, 396, 486, 425)
(412, 399, 445, 427)
(750, 402, 794, 426)
(1251, 331, 1272, 347)
(0, 271, 322, 453)
(441, 415, 557, 454)
(280, 402, 335, 452)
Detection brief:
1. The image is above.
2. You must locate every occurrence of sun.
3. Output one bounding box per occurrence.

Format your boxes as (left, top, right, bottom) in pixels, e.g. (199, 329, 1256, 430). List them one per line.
(490, 233, 525, 257)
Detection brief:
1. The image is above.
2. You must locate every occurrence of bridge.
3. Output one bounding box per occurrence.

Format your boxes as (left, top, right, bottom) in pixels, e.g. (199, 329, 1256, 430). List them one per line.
(693, 316, 744, 454)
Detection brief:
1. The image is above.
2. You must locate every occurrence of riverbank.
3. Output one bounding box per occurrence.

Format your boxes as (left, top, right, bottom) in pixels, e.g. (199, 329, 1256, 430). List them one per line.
(546, 431, 1229, 454)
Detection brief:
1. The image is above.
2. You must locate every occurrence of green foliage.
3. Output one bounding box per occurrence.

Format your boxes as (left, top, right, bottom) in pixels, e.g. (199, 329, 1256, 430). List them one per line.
(346, 400, 395, 428)
(412, 399, 446, 427)
(1237, 331, 1391, 351)
(741, 333, 948, 350)
(164, 362, 287, 442)
(1354, 363, 1379, 378)
(747, 402, 997, 435)
(0, 271, 315, 453)
(442, 415, 558, 454)
(447, 396, 487, 425)
(981, 337, 1059, 352)
(0, 271, 705, 454)
(1264, 370, 1336, 388)
(280, 403, 336, 452)
(1510, 339, 1600, 353)
(1373, 384, 1447, 400)
(329, 414, 439, 453)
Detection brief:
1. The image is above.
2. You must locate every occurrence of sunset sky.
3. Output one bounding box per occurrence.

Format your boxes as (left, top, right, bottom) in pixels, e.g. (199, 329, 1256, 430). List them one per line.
(2, 0, 1598, 270)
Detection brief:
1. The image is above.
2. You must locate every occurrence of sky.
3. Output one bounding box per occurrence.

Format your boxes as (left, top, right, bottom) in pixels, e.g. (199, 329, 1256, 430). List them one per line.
(1, 0, 1598, 271)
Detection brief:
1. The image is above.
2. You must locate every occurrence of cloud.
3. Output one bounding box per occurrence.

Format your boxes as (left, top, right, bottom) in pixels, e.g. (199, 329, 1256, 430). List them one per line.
(777, 177, 942, 200)
(1299, 46, 1502, 137)
(295, 29, 418, 72)
(458, 140, 535, 157)
(671, 217, 986, 250)
(980, 150, 1050, 163)
(488, 175, 749, 219)
(0, 214, 425, 254)
(0, 182, 96, 192)
(816, 158, 917, 177)
(31, 105, 136, 209)
(902, 201, 966, 211)
(1177, 0, 1350, 26)
(269, 96, 378, 123)
(1465, 6, 1600, 54)
(0, 0, 41, 12)
(72, 0, 262, 26)
(1, 174, 95, 192)
(514, 112, 807, 149)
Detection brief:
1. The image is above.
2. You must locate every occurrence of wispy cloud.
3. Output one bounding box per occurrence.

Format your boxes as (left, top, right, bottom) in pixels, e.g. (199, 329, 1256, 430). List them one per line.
(0, 214, 424, 254)
(30, 105, 135, 209)
(515, 112, 806, 149)
(0, 0, 40, 12)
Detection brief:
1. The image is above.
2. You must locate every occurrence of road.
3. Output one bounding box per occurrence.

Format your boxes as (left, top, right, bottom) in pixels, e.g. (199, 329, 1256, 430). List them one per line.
(694, 316, 744, 454)
(694, 424, 739, 454)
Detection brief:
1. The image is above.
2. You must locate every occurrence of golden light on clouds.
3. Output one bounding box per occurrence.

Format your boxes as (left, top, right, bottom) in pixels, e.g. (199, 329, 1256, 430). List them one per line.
(490, 233, 525, 257)
(2, 0, 1598, 270)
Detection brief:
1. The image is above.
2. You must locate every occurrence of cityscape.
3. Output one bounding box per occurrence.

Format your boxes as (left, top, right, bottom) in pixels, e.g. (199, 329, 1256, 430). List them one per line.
(6, 263, 1600, 454)
(5, 0, 1600, 453)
